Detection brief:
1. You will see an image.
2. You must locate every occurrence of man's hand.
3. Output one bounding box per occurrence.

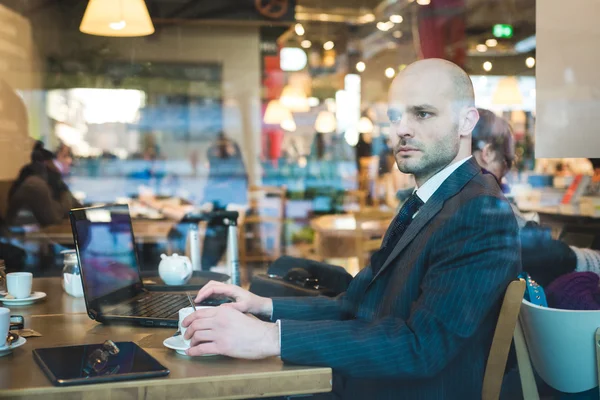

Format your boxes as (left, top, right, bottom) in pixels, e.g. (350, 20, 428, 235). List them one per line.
(195, 281, 272, 317)
(182, 306, 280, 359)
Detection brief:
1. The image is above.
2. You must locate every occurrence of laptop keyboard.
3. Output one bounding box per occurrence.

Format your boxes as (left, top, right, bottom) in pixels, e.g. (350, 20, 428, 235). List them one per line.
(110, 293, 190, 319)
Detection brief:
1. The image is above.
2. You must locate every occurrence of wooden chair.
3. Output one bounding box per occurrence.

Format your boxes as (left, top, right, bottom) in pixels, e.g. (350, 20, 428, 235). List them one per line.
(342, 189, 367, 213)
(481, 279, 526, 400)
(358, 156, 379, 205)
(238, 185, 287, 269)
(353, 209, 394, 271)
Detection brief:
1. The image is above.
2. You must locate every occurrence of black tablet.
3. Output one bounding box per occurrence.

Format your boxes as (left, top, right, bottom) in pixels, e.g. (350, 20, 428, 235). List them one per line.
(33, 341, 169, 386)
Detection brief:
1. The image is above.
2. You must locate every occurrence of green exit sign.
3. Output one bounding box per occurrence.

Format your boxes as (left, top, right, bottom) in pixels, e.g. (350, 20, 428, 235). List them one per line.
(493, 24, 513, 38)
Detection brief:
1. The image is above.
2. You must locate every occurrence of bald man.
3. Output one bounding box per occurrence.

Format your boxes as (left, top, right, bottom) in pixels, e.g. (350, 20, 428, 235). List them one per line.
(183, 59, 521, 399)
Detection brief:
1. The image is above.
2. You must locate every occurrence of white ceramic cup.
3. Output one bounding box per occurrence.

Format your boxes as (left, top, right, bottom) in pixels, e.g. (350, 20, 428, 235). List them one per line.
(0, 307, 10, 348)
(179, 306, 212, 348)
(7, 272, 33, 299)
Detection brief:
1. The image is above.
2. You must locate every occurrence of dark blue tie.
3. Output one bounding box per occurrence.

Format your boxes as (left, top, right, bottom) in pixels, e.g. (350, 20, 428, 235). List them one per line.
(370, 193, 425, 273)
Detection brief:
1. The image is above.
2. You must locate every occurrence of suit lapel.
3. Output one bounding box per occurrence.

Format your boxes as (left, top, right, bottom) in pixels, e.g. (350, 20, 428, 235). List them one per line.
(367, 158, 482, 287)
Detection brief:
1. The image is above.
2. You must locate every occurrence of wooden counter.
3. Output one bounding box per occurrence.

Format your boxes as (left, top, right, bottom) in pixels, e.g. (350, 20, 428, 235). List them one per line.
(0, 279, 332, 399)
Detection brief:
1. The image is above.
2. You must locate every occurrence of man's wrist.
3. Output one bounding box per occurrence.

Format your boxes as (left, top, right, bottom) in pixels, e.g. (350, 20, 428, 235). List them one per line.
(263, 321, 281, 357)
(256, 297, 273, 318)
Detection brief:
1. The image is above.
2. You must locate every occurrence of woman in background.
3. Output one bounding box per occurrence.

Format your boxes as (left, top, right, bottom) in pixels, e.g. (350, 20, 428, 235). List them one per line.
(6, 141, 81, 227)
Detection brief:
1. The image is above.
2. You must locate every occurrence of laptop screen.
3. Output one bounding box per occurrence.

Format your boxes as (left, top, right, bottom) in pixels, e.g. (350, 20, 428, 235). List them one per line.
(73, 205, 142, 301)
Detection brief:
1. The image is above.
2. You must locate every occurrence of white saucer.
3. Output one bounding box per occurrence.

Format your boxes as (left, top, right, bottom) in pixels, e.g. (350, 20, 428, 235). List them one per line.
(163, 335, 216, 356)
(0, 336, 26, 357)
(0, 291, 47, 306)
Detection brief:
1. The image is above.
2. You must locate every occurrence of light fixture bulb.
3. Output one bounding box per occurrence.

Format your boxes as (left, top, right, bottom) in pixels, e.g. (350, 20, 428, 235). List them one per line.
(323, 41, 334, 50)
(389, 15, 403, 24)
(294, 23, 305, 36)
(385, 67, 395, 78)
(483, 61, 493, 72)
(356, 61, 366, 72)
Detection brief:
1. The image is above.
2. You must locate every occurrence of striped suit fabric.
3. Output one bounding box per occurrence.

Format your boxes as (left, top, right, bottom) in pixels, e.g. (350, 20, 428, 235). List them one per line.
(272, 158, 522, 399)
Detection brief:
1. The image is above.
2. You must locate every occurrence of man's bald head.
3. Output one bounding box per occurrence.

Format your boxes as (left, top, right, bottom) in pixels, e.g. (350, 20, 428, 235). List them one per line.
(387, 58, 480, 186)
(394, 58, 475, 111)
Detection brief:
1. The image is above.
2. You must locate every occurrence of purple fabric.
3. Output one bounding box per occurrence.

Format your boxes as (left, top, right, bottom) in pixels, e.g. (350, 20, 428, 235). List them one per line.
(546, 272, 600, 310)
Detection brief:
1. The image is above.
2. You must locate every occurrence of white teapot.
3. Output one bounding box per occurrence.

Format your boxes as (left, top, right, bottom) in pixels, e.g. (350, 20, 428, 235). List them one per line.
(158, 253, 193, 286)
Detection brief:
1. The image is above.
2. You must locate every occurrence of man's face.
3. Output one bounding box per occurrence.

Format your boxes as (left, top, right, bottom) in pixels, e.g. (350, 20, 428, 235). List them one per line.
(387, 75, 461, 182)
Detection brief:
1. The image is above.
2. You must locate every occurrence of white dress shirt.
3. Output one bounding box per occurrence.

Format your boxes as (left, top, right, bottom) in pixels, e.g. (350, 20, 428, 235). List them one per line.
(415, 156, 472, 204)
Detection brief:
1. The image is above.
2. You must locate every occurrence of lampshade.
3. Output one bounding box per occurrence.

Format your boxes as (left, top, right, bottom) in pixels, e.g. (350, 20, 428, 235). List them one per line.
(357, 116, 374, 134)
(280, 116, 297, 132)
(492, 77, 523, 106)
(280, 85, 310, 112)
(80, 0, 155, 37)
(264, 100, 293, 125)
(314, 110, 336, 133)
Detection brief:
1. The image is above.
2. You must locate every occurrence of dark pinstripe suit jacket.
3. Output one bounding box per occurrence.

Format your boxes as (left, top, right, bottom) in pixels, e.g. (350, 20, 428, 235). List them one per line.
(272, 158, 521, 399)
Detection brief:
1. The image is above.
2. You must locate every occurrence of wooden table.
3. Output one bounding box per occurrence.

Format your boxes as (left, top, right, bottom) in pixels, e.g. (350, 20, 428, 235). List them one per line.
(0, 278, 332, 399)
(310, 214, 390, 259)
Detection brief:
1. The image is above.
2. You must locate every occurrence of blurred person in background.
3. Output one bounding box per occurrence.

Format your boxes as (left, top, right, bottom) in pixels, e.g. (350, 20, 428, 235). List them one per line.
(472, 109, 600, 287)
(5, 141, 81, 227)
(52, 142, 74, 176)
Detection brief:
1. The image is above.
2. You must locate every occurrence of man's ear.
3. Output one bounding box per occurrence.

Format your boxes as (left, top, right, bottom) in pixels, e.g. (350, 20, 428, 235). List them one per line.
(459, 107, 480, 137)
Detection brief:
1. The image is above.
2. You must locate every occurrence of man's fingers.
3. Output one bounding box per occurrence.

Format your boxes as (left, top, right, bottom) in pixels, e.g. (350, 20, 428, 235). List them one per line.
(182, 307, 217, 328)
(186, 342, 220, 357)
(190, 330, 215, 346)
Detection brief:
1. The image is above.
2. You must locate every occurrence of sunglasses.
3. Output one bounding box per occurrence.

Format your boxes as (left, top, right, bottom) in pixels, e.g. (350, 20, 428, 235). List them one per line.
(82, 340, 120, 377)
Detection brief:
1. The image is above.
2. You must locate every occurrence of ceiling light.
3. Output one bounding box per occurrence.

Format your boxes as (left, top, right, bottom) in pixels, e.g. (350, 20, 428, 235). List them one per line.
(389, 15, 403, 24)
(109, 20, 126, 30)
(280, 117, 297, 132)
(385, 67, 395, 78)
(80, 0, 154, 37)
(345, 128, 359, 146)
(356, 61, 366, 72)
(263, 100, 292, 125)
(280, 85, 310, 112)
(492, 76, 523, 105)
(483, 61, 493, 72)
(393, 31, 403, 39)
(526, 57, 536, 68)
(314, 110, 337, 134)
(357, 116, 374, 134)
(416, 0, 431, 5)
(485, 39, 498, 47)
(360, 13, 375, 23)
(476, 44, 487, 52)
(323, 41, 334, 50)
(280, 47, 308, 72)
(295, 23, 305, 36)
(377, 21, 394, 31)
(301, 40, 311, 49)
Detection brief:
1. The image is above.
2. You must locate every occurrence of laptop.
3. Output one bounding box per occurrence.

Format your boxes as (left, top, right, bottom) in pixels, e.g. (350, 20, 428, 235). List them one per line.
(70, 204, 196, 328)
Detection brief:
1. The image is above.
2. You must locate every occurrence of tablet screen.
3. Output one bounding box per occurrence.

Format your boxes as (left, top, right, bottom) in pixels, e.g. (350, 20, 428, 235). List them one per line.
(33, 341, 169, 386)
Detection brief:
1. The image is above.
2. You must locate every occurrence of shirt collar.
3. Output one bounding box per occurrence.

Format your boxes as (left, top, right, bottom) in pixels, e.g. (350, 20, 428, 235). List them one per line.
(415, 156, 472, 203)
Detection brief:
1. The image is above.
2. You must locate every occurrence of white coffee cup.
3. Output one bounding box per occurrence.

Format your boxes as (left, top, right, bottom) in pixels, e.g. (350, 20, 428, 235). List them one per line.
(179, 306, 212, 348)
(0, 307, 10, 348)
(7, 272, 33, 299)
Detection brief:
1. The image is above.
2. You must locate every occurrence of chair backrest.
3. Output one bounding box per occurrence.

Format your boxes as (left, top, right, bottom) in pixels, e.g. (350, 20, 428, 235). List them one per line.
(353, 209, 394, 270)
(482, 279, 526, 400)
(518, 299, 600, 393)
(342, 189, 367, 212)
(240, 185, 287, 263)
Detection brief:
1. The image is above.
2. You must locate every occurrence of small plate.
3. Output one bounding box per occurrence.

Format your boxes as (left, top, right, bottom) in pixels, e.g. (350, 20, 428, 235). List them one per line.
(0, 291, 47, 306)
(0, 336, 26, 357)
(163, 335, 216, 357)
